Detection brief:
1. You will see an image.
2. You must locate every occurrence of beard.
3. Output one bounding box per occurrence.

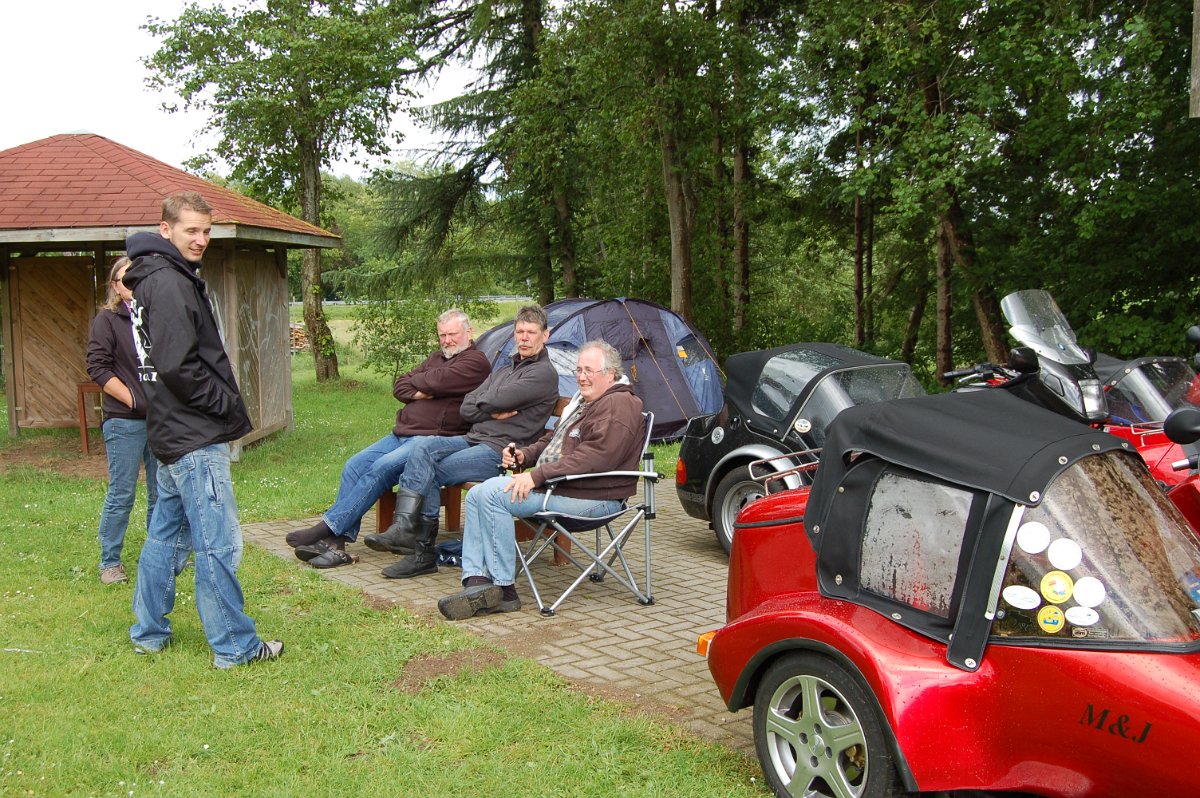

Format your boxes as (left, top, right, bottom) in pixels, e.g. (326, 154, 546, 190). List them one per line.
(441, 342, 467, 358)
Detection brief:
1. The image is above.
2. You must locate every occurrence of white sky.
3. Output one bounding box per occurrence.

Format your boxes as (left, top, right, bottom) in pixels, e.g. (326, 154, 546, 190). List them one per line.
(0, 1, 463, 179)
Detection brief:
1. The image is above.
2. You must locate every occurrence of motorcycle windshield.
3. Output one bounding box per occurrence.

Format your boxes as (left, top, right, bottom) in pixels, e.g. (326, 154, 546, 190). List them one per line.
(1106, 359, 1200, 425)
(1001, 289, 1091, 366)
(991, 452, 1200, 646)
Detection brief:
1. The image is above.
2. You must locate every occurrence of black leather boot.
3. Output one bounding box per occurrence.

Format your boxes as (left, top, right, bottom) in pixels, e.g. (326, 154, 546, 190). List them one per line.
(363, 488, 423, 553)
(381, 517, 440, 579)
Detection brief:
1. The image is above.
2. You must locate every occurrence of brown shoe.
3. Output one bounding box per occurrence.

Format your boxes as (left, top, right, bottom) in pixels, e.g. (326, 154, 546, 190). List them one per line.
(100, 564, 127, 585)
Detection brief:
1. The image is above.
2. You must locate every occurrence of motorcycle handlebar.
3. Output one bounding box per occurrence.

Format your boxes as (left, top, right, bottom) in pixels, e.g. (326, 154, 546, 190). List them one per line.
(1171, 456, 1199, 472)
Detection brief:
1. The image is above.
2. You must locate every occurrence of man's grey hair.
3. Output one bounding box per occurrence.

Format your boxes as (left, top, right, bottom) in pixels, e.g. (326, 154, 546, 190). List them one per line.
(581, 340, 623, 378)
(438, 308, 471, 331)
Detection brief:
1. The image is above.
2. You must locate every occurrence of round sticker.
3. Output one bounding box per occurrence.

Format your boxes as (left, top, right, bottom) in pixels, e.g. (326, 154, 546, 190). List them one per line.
(1038, 605, 1065, 633)
(1047, 538, 1083, 571)
(710, 426, 725, 445)
(793, 417, 813, 434)
(1065, 606, 1100, 627)
(1072, 576, 1106, 608)
(1040, 570, 1074, 604)
(1002, 585, 1042, 610)
(1016, 521, 1051, 555)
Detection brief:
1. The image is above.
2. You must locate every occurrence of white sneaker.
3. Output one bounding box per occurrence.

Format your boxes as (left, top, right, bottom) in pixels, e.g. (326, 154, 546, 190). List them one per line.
(100, 564, 127, 585)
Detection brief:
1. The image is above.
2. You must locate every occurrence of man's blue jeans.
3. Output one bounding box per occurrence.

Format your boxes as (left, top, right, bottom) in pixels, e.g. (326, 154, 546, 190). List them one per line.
(130, 443, 264, 669)
(398, 437, 502, 521)
(98, 417, 158, 570)
(323, 433, 415, 540)
(461, 476, 623, 585)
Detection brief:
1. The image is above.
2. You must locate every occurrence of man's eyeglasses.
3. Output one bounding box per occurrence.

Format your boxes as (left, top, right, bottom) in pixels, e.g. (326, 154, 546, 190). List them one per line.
(575, 366, 608, 378)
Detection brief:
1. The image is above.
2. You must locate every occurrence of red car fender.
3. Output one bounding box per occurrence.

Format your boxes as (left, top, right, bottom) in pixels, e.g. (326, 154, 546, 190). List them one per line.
(709, 599, 1200, 796)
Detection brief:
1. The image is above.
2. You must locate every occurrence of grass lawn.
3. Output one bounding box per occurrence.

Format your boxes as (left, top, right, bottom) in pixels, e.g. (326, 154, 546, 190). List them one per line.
(0, 354, 752, 797)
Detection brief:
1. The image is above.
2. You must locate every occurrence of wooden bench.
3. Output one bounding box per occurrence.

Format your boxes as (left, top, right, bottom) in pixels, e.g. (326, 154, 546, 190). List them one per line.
(374, 397, 573, 564)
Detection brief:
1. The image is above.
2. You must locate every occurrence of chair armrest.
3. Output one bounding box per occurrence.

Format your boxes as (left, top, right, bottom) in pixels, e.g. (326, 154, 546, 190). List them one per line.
(542, 470, 660, 488)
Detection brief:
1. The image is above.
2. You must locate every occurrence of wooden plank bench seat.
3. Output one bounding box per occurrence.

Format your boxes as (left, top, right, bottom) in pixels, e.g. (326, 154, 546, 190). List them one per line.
(373, 397, 573, 564)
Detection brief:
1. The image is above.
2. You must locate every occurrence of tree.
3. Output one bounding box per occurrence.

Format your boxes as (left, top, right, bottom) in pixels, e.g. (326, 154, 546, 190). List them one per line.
(143, 0, 418, 381)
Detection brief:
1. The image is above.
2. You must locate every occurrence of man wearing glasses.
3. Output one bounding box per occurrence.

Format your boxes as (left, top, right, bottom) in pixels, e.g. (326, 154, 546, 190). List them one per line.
(437, 340, 645, 619)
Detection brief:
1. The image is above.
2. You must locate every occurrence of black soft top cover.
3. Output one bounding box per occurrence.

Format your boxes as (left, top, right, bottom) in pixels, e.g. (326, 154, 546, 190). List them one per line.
(724, 342, 900, 419)
(804, 390, 1130, 545)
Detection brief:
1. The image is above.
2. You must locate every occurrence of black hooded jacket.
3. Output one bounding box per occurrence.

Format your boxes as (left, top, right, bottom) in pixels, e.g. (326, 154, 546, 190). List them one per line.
(122, 232, 252, 464)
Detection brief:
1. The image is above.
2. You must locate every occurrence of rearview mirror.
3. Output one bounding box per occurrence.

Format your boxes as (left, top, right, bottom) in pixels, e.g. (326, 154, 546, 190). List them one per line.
(1164, 407, 1200, 445)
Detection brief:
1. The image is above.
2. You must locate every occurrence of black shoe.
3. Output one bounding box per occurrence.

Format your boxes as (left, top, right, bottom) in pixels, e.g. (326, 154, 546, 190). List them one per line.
(438, 583, 504, 620)
(364, 489, 426, 553)
(309, 547, 357, 569)
(381, 553, 438, 579)
(294, 537, 336, 562)
(363, 526, 416, 554)
(479, 584, 522, 614)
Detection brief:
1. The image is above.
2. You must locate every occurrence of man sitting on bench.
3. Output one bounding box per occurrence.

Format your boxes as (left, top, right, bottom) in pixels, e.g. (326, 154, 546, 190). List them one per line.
(285, 309, 491, 568)
(438, 340, 645, 619)
(363, 304, 559, 579)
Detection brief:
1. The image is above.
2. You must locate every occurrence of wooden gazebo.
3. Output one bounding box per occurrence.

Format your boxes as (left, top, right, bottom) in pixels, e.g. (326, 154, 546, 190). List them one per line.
(0, 133, 340, 452)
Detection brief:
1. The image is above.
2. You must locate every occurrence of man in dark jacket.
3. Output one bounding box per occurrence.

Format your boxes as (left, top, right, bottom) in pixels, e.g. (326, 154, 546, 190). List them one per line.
(122, 191, 283, 668)
(438, 340, 645, 619)
(285, 309, 491, 568)
(362, 304, 559, 579)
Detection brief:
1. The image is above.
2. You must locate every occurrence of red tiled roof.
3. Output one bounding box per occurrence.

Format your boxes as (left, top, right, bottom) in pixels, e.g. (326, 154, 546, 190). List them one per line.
(0, 134, 336, 240)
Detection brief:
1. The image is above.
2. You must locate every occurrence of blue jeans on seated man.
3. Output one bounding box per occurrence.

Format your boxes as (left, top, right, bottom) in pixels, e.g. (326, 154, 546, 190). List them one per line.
(322, 433, 415, 540)
(398, 436, 502, 522)
(98, 417, 159, 570)
(461, 476, 624, 585)
(130, 443, 265, 669)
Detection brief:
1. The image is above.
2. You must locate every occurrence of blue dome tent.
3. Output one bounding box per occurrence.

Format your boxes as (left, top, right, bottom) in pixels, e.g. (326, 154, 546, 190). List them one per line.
(473, 298, 723, 441)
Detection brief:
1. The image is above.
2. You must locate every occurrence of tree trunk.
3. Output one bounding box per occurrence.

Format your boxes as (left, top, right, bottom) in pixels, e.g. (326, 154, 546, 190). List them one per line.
(298, 144, 339, 382)
(901, 271, 929, 363)
(864, 195, 875, 343)
(971, 287, 1009, 364)
(731, 138, 750, 336)
(853, 191, 865, 347)
(657, 65, 695, 322)
(935, 217, 954, 384)
(554, 188, 577, 297)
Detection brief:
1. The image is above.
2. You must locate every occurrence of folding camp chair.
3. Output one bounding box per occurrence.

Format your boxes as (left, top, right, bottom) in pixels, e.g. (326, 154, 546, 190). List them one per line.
(515, 411, 658, 615)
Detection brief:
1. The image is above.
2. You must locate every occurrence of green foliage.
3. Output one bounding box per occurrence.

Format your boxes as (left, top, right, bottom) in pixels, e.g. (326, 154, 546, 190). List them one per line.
(143, 0, 417, 204)
(353, 296, 498, 380)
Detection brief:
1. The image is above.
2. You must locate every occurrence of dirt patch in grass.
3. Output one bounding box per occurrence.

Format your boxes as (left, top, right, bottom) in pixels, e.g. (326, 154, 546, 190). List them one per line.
(390, 648, 508, 694)
(0, 435, 110, 480)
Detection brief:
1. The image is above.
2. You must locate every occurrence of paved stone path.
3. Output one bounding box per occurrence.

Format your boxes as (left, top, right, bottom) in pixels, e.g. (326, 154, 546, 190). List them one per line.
(242, 492, 755, 754)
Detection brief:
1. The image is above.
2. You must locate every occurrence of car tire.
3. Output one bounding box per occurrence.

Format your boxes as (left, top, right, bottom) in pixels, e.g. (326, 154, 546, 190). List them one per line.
(753, 652, 903, 798)
(712, 465, 767, 554)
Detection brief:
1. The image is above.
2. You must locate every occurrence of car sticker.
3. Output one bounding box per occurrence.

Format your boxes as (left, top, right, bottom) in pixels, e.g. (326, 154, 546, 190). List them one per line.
(1048, 538, 1083, 571)
(1072, 626, 1111, 639)
(1065, 606, 1100, 626)
(1072, 576, 1106, 608)
(709, 426, 724, 444)
(1002, 585, 1041, 610)
(1038, 605, 1065, 633)
(1016, 521, 1050, 554)
(793, 417, 812, 434)
(1041, 570, 1074, 604)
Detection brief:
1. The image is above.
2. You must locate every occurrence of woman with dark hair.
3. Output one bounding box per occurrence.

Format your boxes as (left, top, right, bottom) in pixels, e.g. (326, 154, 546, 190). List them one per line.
(86, 257, 159, 584)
